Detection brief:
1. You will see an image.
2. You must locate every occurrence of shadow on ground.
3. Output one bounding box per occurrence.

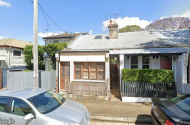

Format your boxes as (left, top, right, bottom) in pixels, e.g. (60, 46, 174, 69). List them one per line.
(135, 114, 152, 125)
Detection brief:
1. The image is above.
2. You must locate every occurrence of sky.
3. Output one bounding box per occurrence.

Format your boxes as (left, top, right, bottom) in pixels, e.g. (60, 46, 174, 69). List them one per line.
(1, 0, 190, 45)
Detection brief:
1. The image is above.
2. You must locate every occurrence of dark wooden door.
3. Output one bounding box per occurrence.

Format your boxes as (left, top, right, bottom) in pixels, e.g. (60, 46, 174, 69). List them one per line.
(60, 62, 70, 90)
(110, 55, 119, 90)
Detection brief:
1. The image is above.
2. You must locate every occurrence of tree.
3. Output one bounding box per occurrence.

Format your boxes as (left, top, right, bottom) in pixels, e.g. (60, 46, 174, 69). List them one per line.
(43, 42, 68, 70)
(24, 45, 45, 70)
(119, 25, 142, 33)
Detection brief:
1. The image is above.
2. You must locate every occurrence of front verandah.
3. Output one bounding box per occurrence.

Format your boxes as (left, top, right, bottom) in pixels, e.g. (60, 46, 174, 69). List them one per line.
(118, 54, 178, 102)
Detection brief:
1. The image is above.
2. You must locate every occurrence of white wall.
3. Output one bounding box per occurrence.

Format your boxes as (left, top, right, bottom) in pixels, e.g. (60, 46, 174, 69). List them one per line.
(124, 55, 160, 69)
(59, 52, 109, 83)
(149, 56, 160, 69)
(0, 47, 26, 68)
(45, 38, 72, 45)
(124, 56, 131, 69)
(173, 55, 183, 93)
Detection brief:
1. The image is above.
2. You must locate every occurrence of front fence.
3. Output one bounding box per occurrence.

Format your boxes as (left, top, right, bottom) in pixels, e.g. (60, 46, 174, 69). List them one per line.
(6, 70, 56, 90)
(65, 79, 108, 96)
(122, 81, 177, 99)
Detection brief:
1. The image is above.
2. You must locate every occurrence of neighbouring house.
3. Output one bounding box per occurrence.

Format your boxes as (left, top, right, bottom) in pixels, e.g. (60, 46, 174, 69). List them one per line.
(42, 32, 88, 71)
(0, 38, 32, 69)
(55, 21, 190, 101)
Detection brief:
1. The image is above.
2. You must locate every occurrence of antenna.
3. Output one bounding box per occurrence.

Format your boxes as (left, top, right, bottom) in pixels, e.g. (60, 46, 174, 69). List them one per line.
(111, 12, 123, 22)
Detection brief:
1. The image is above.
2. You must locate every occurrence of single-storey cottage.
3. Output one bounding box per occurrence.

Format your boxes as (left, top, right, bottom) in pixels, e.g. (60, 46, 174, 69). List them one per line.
(55, 21, 190, 101)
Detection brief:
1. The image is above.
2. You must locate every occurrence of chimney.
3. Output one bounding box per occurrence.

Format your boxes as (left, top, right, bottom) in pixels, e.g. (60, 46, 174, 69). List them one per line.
(108, 20, 118, 39)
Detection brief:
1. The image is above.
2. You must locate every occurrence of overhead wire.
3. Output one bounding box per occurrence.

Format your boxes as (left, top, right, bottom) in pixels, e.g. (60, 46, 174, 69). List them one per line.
(28, 0, 64, 34)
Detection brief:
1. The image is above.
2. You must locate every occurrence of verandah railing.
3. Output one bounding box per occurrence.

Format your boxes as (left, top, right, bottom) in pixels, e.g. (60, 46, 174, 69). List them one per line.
(122, 81, 177, 99)
(65, 79, 109, 96)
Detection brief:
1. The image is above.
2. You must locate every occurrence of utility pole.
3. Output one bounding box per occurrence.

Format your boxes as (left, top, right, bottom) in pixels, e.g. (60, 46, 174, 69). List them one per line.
(33, 0, 39, 87)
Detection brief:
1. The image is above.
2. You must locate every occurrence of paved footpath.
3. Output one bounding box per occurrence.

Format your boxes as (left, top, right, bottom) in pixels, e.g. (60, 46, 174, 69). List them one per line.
(72, 99, 152, 124)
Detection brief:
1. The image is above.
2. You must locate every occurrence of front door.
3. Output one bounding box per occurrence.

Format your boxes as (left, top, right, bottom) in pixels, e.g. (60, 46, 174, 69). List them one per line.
(60, 62, 70, 91)
(110, 55, 119, 90)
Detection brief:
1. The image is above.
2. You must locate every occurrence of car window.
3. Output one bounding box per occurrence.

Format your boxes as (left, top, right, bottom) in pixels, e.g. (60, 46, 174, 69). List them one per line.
(0, 97, 9, 112)
(10, 98, 32, 116)
(171, 94, 190, 115)
(27, 90, 65, 114)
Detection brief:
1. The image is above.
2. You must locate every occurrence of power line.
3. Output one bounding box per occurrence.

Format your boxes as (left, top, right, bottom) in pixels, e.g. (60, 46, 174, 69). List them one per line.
(38, 4, 53, 35)
(38, 3, 64, 31)
(28, 0, 64, 32)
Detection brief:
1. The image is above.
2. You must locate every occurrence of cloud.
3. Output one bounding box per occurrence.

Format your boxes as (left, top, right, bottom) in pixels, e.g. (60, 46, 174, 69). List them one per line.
(89, 30, 92, 35)
(102, 17, 151, 30)
(160, 10, 190, 19)
(0, 0, 11, 7)
(0, 36, 4, 39)
(38, 32, 59, 37)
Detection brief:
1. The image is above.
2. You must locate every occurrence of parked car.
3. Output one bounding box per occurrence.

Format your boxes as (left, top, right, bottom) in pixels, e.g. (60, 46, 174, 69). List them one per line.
(0, 88, 90, 125)
(151, 95, 190, 125)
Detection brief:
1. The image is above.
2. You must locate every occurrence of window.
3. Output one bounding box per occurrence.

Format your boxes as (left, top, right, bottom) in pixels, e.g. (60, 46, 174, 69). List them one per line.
(28, 91, 65, 114)
(160, 55, 171, 70)
(75, 63, 81, 79)
(53, 40, 59, 44)
(13, 50, 21, 56)
(90, 63, 97, 80)
(98, 63, 105, 80)
(0, 97, 9, 112)
(10, 98, 32, 116)
(83, 63, 89, 79)
(131, 56, 138, 69)
(74, 62, 105, 80)
(142, 56, 149, 69)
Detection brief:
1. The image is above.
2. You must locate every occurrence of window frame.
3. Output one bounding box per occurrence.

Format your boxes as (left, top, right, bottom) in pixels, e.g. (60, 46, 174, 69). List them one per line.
(142, 56, 149, 69)
(53, 40, 59, 44)
(12, 49, 22, 57)
(9, 97, 34, 117)
(131, 56, 138, 69)
(0, 96, 10, 113)
(74, 62, 105, 81)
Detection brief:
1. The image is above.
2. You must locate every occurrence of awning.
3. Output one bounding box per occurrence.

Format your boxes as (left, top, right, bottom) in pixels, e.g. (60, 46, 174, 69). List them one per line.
(109, 47, 188, 55)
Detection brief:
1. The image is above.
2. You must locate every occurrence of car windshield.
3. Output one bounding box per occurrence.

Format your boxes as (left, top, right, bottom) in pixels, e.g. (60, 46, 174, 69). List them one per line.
(171, 94, 190, 115)
(27, 90, 65, 114)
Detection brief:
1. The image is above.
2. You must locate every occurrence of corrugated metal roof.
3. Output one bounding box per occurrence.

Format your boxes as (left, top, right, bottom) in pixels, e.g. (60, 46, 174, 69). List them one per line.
(69, 29, 189, 50)
(0, 38, 32, 48)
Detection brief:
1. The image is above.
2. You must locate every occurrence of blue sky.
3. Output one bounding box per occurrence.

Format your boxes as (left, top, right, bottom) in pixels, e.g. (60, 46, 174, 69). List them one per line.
(1, 0, 190, 45)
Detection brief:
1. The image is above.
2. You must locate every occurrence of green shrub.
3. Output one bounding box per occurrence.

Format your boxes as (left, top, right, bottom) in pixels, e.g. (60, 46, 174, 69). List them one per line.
(122, 69, 174, 83)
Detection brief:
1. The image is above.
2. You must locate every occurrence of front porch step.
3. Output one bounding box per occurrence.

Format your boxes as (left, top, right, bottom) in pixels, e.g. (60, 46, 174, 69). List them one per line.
(110, 89, 121, 101)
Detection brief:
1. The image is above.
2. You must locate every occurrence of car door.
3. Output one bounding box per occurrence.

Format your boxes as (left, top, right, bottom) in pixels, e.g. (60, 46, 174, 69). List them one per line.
(0, 96, 11, 124)
(7, 97, 36, 125)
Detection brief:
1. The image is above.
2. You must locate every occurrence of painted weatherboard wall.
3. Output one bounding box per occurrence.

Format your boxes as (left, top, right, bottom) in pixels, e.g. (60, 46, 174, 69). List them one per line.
(0, 47, 26, 68)
(59, 52, 110, 83)
(45, 38, 72, 45)
(123, 54, 188, 94)
(124, 55, 160, 69)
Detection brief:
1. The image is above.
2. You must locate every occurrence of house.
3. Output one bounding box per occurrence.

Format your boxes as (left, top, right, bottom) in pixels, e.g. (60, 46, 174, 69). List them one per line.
(42, 32, 88, 71)
(0, 38, 32, 69)
(55, 21, 190, 101)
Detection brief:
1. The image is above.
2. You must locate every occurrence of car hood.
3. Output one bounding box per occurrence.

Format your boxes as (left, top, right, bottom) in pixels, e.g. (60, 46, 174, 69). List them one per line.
(44, 99, 87, 124)
(152, 98, 190, 121)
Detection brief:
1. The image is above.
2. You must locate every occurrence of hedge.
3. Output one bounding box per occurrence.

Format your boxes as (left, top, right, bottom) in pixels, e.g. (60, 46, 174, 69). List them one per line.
(122, 69, 175, 83)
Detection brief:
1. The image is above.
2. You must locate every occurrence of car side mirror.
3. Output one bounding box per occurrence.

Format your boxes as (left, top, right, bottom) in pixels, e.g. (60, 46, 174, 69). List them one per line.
(24, 113, 34, 121)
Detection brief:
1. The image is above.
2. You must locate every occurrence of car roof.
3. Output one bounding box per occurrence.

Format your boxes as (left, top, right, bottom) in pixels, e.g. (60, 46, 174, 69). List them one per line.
(0, 88, 49, 99)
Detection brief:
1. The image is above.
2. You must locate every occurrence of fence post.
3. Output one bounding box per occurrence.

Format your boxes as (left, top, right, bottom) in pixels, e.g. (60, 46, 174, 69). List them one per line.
(0, 69, 2, 89)
(38, 71, 41, 88)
